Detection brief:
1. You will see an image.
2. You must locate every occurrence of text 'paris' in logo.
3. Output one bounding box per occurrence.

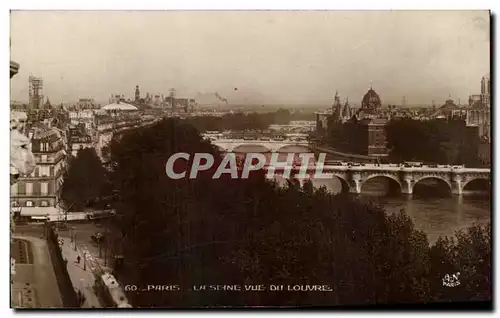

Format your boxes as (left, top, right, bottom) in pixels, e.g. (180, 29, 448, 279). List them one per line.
(442, 272, 460, 287)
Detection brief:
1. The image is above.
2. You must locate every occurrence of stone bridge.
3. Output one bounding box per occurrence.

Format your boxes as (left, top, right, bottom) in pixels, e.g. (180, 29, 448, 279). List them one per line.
(210, 139, 311, 153)
(263, 164, 490, 196)
(207, 137, 381, 163)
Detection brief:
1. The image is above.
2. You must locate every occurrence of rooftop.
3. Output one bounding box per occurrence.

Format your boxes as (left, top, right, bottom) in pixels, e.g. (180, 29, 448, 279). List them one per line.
(101, 102, 138, 111)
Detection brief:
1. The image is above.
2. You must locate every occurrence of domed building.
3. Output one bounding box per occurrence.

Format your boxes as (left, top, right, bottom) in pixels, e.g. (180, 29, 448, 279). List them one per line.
(361, 87, 382, 111)
(430, 96, 466, 120)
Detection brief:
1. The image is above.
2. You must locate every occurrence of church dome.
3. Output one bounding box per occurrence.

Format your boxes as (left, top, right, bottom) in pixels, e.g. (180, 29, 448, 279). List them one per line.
(440, 98, 458, 111)
(361, 88, 381, 110)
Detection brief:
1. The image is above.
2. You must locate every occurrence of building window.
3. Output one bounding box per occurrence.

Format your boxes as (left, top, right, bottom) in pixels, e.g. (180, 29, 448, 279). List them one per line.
(26, 201, 33, 207)
(41, 182, 48, 195)
(39, 165, 50, 177)
(25, 183, 33, 195)
(40, 201, 49, 207)
(11, 183, 18, 196)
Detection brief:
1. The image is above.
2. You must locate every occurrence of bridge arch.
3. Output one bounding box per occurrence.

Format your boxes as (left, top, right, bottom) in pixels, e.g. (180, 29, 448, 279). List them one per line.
(412, 176, 452, 196)
(214, 145, 227, 153)
(360, 174, 402, 195)
(305, 173, 350, 194)
(331, 174, 351, 194)
(210, 141, 231, 152)
(288, 126, 308, 133)
(277, 144, 312, 153)
(462, 177, 490, 194)
(233, 144, 271, 153)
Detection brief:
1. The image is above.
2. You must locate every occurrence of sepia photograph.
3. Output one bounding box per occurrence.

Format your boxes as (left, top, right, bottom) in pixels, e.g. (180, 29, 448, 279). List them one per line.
(9, 10, 491, 309)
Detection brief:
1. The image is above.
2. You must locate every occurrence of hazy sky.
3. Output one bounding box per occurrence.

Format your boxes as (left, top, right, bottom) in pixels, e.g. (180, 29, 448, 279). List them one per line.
(10, 11, 490, 106)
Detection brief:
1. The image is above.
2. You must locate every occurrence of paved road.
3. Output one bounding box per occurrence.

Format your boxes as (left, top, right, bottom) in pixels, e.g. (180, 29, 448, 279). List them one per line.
(59, 240, 102, 308)
(11, 234, 63, 308)
(13, 223, 46, 237)
(16, 222, 118, 272)
(57, 222, 117, 273)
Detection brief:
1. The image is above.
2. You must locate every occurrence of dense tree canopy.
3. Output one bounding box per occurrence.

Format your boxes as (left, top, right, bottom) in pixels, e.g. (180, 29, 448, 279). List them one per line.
(184, 109, 314, 132)
(324, 117, 482, 166)
(324, 119, 367, 155)
(60, 147, 107, 211)
(385, 118, 481, 166)
(107, 118, 491, 307)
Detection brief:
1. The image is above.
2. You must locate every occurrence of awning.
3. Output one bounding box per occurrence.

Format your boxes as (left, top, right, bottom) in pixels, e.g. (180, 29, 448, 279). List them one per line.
(31, 216, 49, 220)
(20, 207, 64, 221)
(19, 208, 92, 222)
(20, 207, 60, 216)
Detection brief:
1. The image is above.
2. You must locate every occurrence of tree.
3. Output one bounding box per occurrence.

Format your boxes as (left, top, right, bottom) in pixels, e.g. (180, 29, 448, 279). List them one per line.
(429, 223, 491, 302)
(385, 118, 481, 166)
(60, 147, 107, 211)
(183, 109, 306, 133)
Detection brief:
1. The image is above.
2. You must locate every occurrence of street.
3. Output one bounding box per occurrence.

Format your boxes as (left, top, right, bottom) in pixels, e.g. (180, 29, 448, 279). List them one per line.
(11, 226, 63, 308)
(58, 238, 102, 307)
(57, 220, 119, 274)
(13, 221, 120, 308)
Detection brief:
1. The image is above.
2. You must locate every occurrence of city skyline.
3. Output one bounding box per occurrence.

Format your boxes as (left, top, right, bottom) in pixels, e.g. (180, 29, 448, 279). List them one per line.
(10, 11, 490, 106)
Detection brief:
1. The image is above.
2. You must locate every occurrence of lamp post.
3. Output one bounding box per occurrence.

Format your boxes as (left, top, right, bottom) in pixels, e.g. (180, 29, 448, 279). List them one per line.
(64, 202, 76, 230)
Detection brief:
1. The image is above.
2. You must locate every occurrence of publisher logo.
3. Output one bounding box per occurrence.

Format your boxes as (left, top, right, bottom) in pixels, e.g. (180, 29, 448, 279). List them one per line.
(442, 272, 460, 287)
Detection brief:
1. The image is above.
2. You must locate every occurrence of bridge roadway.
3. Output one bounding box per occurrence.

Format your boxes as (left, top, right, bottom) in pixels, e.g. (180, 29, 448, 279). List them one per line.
(205, 136, 383, 162)
(239, 163, 490, 196)
(205, 137, 310, 152)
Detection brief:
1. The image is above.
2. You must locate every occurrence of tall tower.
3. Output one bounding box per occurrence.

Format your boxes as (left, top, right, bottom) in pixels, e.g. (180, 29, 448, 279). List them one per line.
(28, 76, 43, 109)
(135, 85, 140, 103)
(342, 97, 351, 119)
(481, 75, 490, 107)
(169, 88, 176, 112)
(332, 91, 342, 122)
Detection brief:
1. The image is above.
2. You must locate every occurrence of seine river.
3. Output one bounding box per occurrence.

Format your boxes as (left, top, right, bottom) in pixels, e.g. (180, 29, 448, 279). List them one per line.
(234, 146, 491, 244)
(306, 178, 490, 244)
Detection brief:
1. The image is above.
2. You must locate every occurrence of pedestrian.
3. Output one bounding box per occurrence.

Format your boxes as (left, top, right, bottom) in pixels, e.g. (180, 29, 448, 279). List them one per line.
(77, 290, 85, 306)
(77, 255, 81, 264)
(77, 290, 84, 307)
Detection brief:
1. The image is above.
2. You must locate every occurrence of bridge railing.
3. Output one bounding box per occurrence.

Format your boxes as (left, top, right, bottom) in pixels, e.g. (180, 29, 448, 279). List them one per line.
(255, 164, 490, 173)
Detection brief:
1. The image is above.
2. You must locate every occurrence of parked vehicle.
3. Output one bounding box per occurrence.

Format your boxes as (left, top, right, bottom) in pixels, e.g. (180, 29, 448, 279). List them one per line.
(403, 161, 423, 167)
(94, 273, 132, 308)
(328, 161, 344, 166)
(348, 162, 362, 167)
(87, 210, 116, 220)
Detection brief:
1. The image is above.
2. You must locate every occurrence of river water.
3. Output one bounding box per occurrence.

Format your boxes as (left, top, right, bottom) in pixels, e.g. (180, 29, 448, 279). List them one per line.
(233, 146, 491, 244)
(305, 178, 490, 244)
